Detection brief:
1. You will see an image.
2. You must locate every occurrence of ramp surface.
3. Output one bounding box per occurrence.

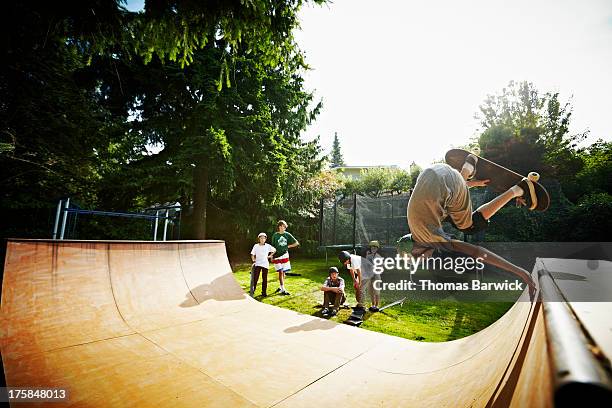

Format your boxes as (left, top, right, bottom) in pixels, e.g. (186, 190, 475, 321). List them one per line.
(1, 240, 551, 407)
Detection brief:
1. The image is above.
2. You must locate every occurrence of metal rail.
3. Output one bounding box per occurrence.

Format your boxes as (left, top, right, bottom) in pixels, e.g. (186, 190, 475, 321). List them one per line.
(538, 268, 612, 406)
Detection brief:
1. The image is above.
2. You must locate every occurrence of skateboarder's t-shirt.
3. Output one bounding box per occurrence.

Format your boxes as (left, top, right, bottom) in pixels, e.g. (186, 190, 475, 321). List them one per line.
(349, 254, 376, 280)
(323, 276, 345, 291)
(251, 243, 275, 268)
(407, 163, 472, 243)
(271, 232, 297, 258)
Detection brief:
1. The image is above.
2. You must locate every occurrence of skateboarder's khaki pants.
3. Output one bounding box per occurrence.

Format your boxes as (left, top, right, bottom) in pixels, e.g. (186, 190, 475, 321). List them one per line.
(407, 164, 472, 244)
(323, 291, 345, 310)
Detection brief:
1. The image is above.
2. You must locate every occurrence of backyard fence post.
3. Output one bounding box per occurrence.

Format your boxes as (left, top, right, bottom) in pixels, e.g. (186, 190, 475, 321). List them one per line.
(153, 210, 159, 241)
(52, 199, 63, 239)
(332, 196, 337, 246)
(352, 193, 357, 251)
(59, 198, 70, 240)
(163, 209, 169, 241)
(318, 197, 324, 247)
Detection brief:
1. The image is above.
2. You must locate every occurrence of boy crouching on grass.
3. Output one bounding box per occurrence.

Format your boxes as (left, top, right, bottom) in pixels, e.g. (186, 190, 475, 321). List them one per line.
(320, 267, 346, 317)
(250, 232, 276, 297)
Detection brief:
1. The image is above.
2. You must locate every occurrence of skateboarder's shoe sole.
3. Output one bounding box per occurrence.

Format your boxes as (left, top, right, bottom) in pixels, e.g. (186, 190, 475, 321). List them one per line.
(463, 154, 478, 180)
(369, 306, 380, 312)
(517, 175, 539, 211)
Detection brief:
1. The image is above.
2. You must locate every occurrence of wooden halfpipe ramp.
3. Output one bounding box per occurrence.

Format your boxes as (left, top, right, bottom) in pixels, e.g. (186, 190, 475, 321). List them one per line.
(0, 240, 562, 406)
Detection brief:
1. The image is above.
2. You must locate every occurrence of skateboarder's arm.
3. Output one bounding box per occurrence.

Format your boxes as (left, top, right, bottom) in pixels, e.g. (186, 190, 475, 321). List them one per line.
(466, 179, 489, 188)
(251, 254, 256, 263)
(288, 241, 299, 249)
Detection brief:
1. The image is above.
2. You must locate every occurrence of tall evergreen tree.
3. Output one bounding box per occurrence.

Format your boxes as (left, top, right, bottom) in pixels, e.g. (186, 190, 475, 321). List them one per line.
(330, 132, 345, 168)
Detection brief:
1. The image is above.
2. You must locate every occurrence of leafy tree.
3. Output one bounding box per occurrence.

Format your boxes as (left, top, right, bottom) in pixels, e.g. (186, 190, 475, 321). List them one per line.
(330, 132, 345, 167)
(342, 168, 411, 197)
(0, 1, 327, 241)
(573, 140, 612, 198)
(409, 162, 422, 188)
(476, 81, 585, 178)
(94, 39, 323, 239)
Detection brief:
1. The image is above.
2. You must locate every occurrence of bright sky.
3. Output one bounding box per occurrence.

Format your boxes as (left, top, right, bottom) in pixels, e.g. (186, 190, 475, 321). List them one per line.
(295, 0, 612, 168)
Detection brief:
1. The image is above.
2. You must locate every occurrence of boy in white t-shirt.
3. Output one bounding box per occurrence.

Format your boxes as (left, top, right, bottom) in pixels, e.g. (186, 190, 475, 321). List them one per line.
(250, 233, 276, 297)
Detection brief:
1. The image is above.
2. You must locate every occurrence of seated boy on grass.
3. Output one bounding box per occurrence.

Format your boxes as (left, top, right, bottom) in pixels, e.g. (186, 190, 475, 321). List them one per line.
(320, 267, 346, 317)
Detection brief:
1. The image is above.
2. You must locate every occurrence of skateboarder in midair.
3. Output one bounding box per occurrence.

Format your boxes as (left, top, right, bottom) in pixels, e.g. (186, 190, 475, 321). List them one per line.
(407, 155, 537, 294)
(271, 220, 299, 295)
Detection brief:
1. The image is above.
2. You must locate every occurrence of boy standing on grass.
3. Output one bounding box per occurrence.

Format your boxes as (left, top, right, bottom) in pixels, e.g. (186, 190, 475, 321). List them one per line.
(320, 267, 346, 317)
(338, 251, 381, 312)
(250, 232, 276, 297)
(271, 220, 299, 296)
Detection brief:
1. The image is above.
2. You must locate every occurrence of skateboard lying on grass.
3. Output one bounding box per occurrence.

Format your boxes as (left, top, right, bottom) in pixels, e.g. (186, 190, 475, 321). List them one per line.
(445, 149, 550, 212)
(343, 297, 408, 327)
(344, 307, 366, 327)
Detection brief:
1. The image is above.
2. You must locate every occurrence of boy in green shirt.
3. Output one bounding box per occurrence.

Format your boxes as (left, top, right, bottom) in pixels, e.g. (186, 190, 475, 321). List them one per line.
(271, 220, 299, 295)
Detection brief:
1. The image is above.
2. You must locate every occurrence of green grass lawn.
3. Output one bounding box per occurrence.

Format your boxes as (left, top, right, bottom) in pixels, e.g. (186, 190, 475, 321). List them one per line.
(232, 257, 515, 342)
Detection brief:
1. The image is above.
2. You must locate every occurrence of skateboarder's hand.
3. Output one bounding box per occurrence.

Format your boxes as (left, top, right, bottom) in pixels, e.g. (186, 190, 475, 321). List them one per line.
(467, 179, 490, 188)
(516, 197, 527, 207)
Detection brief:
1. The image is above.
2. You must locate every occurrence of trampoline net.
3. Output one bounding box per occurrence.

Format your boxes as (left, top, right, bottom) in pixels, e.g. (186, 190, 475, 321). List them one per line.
(320, 193, 410, 248)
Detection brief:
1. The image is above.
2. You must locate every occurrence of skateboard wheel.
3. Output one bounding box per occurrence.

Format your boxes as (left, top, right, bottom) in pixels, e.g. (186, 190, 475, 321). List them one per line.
(527, 172, 540, 182)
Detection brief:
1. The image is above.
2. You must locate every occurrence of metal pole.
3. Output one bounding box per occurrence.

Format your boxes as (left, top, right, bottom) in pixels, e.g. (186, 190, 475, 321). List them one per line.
(59, 198, 70, 240)
(153, 210, 159, 241)
(177, 209, 182, 240)
(352, 193, 357, 251)
(318, 198, 324, 247)
(163, 209, 169, 241)
(332, 197, 337, 245)
(52, 199, 63, 239)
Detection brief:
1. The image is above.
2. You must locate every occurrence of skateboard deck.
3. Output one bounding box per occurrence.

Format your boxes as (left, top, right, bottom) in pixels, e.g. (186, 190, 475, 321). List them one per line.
(378, 297, 407, 312)
(344, 307, 366, 327)
(445, 149, 550, 211)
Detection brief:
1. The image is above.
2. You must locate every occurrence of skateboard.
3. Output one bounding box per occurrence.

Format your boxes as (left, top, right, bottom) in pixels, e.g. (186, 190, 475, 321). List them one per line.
(445, 149, 550, 211)
(344, 307, 366, 327)
(378, 297, 407, 312)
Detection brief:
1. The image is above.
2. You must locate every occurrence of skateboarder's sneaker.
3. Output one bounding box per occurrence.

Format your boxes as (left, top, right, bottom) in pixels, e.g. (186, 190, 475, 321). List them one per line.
(321, 308, 330, 316)
(280, 290, 291, 296)
(462, 154, 478, 180)
(274, 288, 281, 293)
(369, 306, 380, 312)
(330, 309, 338, 316)
(516, 176, 538, 211)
